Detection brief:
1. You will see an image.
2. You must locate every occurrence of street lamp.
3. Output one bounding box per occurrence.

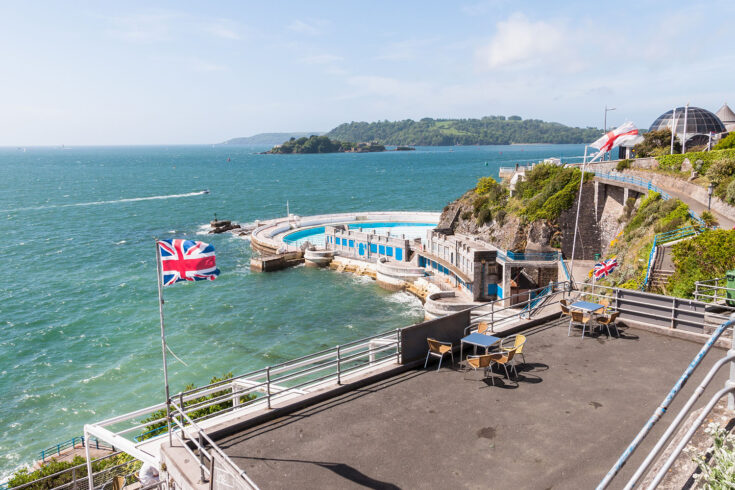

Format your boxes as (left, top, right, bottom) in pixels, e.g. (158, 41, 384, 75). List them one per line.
(604, 105, 616, 161)
(708, 182, 715, 211)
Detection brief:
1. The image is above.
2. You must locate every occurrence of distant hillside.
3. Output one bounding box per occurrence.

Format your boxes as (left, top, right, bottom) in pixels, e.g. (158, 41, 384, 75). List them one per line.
(326, 116, 602, 146)
(221, 132, 323, 146)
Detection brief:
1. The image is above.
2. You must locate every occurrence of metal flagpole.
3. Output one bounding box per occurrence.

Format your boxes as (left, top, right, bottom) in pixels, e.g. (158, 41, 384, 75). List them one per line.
(155, 241, 173, 446)
(682, 103, 689, 154)
(670, 107, 677, 154)
(569, 148, 587, 286)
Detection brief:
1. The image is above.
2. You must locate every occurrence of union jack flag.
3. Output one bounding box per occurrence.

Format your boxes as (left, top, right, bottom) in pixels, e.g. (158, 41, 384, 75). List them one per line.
(158, 239, 220, 286)
(593, 258, 618, 279)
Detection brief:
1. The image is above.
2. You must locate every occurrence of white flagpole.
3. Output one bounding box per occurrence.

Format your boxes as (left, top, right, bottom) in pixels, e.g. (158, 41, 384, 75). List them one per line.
(569, 151, 587, 287)
(670, 107, 677, 154)
(155, 241, 173, 446)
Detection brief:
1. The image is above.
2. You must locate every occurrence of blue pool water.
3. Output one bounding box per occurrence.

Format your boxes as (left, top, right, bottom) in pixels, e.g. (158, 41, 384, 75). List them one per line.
(283, 222, 437, 247)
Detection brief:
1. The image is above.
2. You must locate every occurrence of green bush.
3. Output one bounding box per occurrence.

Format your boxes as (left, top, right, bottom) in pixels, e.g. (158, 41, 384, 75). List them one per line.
(701, 211, 719, 228)
(8, 453, 139, 490)
(714, 132, 735, 150)
(616, 159, 631, 171)
(726, 179, 735, 205)
(633, 128, 679, 157)
(687, 423, 735, 486)
(668, 230, 735, 298)
(657, 149, 735, 174)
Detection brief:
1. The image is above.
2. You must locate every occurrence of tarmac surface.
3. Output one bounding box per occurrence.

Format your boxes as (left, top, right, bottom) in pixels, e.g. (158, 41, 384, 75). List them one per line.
(216, 317, 729, 489)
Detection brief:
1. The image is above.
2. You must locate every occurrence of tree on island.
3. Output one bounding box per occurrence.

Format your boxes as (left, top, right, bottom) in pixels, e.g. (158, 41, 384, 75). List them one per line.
(267, 135, 385, 154)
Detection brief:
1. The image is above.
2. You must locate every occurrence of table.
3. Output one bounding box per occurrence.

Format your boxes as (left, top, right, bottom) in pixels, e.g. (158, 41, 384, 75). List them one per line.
(460, 333, 501, 361)
(570, 301, 605, 314)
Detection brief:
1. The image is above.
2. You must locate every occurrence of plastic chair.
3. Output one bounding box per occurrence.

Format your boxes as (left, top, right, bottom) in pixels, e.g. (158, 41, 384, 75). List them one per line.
(424, 338, 454, 371)
(596, 311, 620, 337)
(568, 310, 592, 338)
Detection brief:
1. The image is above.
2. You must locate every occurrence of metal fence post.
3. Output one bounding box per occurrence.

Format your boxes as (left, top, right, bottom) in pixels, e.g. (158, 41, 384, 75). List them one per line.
(266, 367, 272, 409)
(728, 313, 735, 410)
(336, 345, 342, 385)
(208, 456, 215, 490)
(671, 297, 676, 329)
(232, 382, 239, 408)
(198, 432, 206, 483)
(396, 328, 401, 364)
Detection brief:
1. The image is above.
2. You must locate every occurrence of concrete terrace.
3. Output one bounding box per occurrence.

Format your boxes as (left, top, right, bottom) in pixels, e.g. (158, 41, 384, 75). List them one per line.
(214, 318, 728, 489)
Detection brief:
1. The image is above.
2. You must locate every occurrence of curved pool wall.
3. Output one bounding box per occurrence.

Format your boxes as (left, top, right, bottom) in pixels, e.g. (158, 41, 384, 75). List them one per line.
(284, 222, 437, 247)
(250, 211, 441, 254)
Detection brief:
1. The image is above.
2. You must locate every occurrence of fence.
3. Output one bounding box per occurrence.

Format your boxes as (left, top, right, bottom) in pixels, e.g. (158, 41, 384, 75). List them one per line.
(3, 451, 143, 490)
(694, 277, 735, 307)
(39, 437, 116, 463)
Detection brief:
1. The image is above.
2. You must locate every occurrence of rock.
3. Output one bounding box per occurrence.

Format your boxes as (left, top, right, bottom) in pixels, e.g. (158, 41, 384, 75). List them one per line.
(681, 158, 693, 173)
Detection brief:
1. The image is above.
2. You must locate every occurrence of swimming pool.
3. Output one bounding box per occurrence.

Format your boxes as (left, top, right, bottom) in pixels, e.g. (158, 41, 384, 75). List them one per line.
(283, 222, 437, 247)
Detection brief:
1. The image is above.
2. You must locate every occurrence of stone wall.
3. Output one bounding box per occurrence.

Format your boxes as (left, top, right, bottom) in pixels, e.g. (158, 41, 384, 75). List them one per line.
(559, 182, 602, 260)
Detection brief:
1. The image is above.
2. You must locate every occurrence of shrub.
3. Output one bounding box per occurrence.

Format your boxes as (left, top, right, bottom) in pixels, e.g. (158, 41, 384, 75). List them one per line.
(701, 211, 719, 228)
(476, 207, 492, 226)
(668, 230, 735, 298)
(726, 179, 735, 205)
(657, 149, 735, 174)
(633, 128, 679, 157)
(714, 132, 735, 150)
(686, 423, 735, 486)
(616, 159, 631, 171)
(706, 158, 735, 184)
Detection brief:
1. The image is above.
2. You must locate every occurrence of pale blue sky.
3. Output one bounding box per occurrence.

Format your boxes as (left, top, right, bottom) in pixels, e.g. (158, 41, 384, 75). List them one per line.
(1, 1, 733, 145)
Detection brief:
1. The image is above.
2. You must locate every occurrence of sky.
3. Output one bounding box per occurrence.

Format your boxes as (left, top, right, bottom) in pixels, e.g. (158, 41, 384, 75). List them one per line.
(1, 0, 733, 145)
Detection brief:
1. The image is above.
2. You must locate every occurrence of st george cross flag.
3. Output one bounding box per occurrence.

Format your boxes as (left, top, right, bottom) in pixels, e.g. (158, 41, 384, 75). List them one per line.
(593, 258, 618, 279)
(589, 122, 644, 162)
(158, 239, 220, 286)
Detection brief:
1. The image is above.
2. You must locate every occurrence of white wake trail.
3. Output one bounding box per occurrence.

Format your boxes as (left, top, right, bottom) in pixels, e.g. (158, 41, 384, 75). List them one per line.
(1, 190, 209, 213)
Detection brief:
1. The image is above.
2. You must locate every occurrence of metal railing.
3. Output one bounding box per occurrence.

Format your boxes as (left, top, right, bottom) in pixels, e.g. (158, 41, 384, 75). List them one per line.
(597, 313, 735, 489)
(642, 225, 703, 290)
(469, 282, 570, 331)
(39, 437, 116, 463)
(694, 277, 735, 307)
(595, 172, 708, 227)
(496, 250, 561, 262)
(3, 451, 143, 490)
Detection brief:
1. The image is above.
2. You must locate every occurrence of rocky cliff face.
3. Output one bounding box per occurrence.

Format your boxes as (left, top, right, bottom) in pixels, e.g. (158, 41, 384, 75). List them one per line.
(438, 181, 626, 260)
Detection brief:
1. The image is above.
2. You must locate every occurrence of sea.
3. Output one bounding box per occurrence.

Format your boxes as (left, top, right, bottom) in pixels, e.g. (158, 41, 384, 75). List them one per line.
(0, 143, 585, 478)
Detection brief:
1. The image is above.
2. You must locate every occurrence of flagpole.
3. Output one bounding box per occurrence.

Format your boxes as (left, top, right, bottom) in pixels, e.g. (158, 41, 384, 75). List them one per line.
(569, 152, 587, 288)
(155, 241, 173, 446)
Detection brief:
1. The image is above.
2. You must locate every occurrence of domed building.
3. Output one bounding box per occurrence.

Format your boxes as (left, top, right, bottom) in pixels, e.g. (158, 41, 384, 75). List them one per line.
(716, 103, 735, 132)
(649, 106, 726, 148)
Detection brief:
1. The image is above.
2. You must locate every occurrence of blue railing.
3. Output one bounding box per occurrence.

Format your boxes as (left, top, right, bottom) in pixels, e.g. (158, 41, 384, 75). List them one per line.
(498, 250, 561, 261)
(560, 256, 572, 281)
(520, 282, 561, 315)
(642, 225, 703, 290)
(39, 435, 114, 462)
(596, 172, 711, 227)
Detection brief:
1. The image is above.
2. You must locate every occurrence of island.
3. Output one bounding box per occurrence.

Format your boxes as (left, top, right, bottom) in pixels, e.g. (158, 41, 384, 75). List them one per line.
(264, 135, 386, 154)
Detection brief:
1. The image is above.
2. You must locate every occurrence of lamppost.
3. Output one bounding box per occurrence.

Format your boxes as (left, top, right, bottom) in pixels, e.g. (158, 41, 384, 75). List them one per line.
(604, 105, 616, 160)
(708, 182, 715, 211)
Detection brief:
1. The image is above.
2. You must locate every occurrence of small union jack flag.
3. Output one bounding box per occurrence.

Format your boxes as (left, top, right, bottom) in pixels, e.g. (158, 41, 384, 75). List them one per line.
(158, 239, 220, 286)
(593, 258, 618, 279)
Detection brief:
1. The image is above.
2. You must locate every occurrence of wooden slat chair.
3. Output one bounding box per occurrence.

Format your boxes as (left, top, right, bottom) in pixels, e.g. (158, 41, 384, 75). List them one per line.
(424, 337, 454, 371)
(596, 311, 620, 338)
(568, 310, 592, 338)
(560, 302, 571, 318)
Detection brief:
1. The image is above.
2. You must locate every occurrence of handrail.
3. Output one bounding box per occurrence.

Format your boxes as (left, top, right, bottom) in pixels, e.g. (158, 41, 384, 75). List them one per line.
(624, 351, 735, 488)
(596, 313, 735, 489)
(39, 436, 115, 462)
(642, 225, 703, 290)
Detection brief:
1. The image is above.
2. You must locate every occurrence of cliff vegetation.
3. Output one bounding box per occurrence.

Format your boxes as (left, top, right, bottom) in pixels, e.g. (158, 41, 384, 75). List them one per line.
(266, 135, 385, 154)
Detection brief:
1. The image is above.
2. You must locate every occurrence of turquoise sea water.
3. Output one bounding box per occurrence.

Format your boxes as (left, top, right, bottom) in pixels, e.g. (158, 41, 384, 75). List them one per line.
(0, 144, 585, 477)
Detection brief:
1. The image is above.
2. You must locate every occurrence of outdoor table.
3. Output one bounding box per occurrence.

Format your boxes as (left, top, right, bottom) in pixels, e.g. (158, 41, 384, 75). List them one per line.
(460, 333, 501, 361)
(569, 301, 605, 314)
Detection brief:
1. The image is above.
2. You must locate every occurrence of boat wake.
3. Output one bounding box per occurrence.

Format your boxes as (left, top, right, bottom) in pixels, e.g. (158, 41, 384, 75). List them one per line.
(1, 190, 209, 213)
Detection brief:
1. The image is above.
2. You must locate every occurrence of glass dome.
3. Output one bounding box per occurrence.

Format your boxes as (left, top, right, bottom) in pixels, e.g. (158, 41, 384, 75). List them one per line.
(649, 107, 725, 136)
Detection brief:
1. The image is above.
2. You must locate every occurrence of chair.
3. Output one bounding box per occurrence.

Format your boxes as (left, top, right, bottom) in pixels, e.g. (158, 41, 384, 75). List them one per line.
(599, 298, 610, 313)
(568, 310, 592, 338)
(560, 303, 571, 318)
(111, 476, 125, 490)
(463, 354, 493, 380)
(501, 334, 527, 367)
(487, 348, 518, 385)
(464, 321, 491, 336)
(596, 311, 620, 338)
(424, 338, 454, 371)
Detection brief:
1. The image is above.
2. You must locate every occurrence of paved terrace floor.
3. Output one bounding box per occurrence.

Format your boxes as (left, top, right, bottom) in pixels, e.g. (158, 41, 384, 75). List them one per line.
(216, 318, 728, 489)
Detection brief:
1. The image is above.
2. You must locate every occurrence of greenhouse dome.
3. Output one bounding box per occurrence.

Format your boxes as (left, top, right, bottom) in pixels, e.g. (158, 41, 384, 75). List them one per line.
(649, 107, 725, 137)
